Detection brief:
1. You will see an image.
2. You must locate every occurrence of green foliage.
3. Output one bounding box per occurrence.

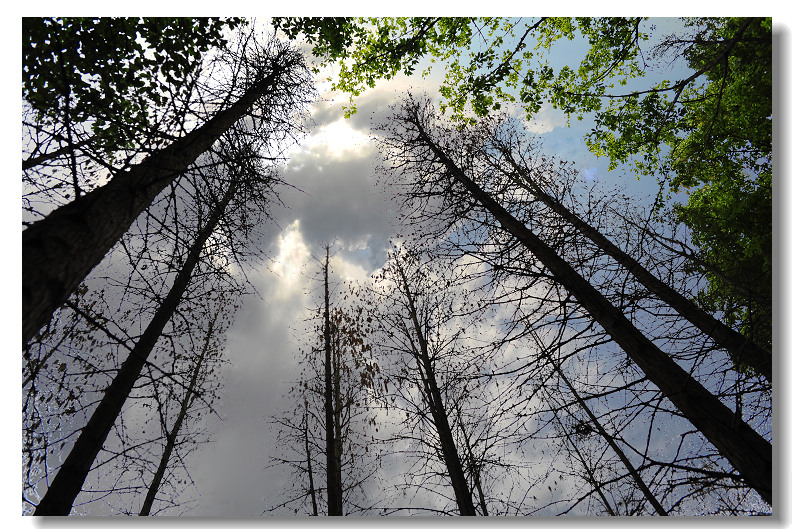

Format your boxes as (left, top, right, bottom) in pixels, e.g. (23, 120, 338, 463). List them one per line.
(23, 17, 244, 150)
(675, 171, 771, 354)
(274, 17, 475, 116)
(278, 16, 773, 370)
(668, 18, 772, 361)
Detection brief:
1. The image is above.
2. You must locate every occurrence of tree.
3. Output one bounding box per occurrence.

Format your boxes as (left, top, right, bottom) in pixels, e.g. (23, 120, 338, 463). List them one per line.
(139, 307, 223, 515)
(266, 249, 381, 516)
(23, 18, 245, 156)
(28, 89, 295, 512)
(665, 19, 772, 361)
(376, 96, 771, 505)
(33, 158, 241, 515)
(23, 29, 312, 347)
(533, 329, 668, 515)
(481, 119, 770, 380)
(383, 252, 476, 515)
(278, 16, 773, 367)
(321, 246, 343, 516)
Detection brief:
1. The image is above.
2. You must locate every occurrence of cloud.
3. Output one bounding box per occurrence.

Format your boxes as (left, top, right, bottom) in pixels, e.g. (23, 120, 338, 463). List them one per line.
(522, 104, 568, 134)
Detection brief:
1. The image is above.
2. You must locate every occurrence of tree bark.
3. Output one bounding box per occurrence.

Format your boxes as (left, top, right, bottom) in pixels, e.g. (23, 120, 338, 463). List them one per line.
(304, 408, 319, 516)
(494, 145, 771, 381)
(395, 260, 477, 516)
(139, 311, 219, 516)
(34, 179, 238, 516)
(322, 247, 342, 516)
(23, 56, 293, 347)
(405, 106, 772, 505)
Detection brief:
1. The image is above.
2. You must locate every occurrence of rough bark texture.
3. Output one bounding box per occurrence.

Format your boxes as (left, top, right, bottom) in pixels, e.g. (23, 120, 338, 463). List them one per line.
(34, 181, 237, 516)
(408, 111, 772, 505)
(23, 61, 289, 347)
(499, 151, 771, 381)
(396, 261, 477, 516)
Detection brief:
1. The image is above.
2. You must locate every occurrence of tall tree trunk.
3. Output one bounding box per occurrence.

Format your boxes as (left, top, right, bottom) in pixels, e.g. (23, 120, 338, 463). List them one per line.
(22, 56, 294, 347)
(405, 106, 772, 505)
(395, 261, 477, 516)
(139, 311, 219, 516)
(34, 179, 238, 516)
(322, 247, 342, 516)
(493, 145, 771, 381)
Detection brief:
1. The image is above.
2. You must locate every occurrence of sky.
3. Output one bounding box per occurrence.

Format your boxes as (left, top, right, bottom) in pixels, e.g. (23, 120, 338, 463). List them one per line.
(181, 18, 707, 517)
(10, 12, 791, 525)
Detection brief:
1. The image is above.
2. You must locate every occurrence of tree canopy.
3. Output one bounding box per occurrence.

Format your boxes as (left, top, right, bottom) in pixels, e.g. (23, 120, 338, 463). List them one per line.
(275, 16, 772, 371)
(23, 17, 244, 151)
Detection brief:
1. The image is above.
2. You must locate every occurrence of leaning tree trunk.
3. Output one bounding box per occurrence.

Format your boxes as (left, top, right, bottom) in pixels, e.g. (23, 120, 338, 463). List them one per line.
(139, 311, 219, 516)
(405, 107, 772, 505)
(34, 179, 238, 516)
(456, 408, 488, 516)
(22, 55, 295, 347)
(537, 332, 668, 515)
(494, 145, 771, 381)
(396, 261, 477, 516)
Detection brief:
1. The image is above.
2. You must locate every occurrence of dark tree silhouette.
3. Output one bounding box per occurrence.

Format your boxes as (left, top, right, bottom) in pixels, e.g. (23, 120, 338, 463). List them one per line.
(265, 250, 381, 516)
(375, 96, 771, 505)
(139, 308, 222, 516)
(33, 162, 241, 515)
(23, 36, 310, 347)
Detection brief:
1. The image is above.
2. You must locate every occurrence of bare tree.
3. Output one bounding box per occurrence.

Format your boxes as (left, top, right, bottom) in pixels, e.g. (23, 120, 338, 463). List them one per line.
(481, 122, 770, 381)
(139, 307, 223, 515)
(265, 250, 381, 516)
(365, 248, 537, 515)
(23, 33, 312, 347)
(33, 158, 242, 515)
(375, 96, 771, 506)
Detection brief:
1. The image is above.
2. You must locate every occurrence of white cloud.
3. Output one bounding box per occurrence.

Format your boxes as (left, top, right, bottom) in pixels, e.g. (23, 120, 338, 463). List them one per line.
(270, 220, 311, 297)
(522, 104, 568, 134)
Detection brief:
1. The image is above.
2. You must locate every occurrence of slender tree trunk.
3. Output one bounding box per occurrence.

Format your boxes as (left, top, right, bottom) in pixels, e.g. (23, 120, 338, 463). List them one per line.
(322, 248, 342, 516)
(34, 179, 238, 516)
(332, 333, 344, 515)
(494, 146, 771, 381)
(406, 107, 772, 505)
(139, 311, 219, 516)
(548, 405, 617, 515)
(537, 332, 667, 515)
(456, 409, 488, 516)
(395, 261, 477, 516)
(304, 407, 319, 516)
(22, 57, 293, 347)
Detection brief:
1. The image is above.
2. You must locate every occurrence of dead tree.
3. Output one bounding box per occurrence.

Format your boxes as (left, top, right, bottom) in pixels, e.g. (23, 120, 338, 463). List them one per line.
(377, 96, 771, 506)
(139, 309, 222, 515)
(483, 124, 770, 381)
(33, 168, 240, 515)
(23, 37, 310, 347)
